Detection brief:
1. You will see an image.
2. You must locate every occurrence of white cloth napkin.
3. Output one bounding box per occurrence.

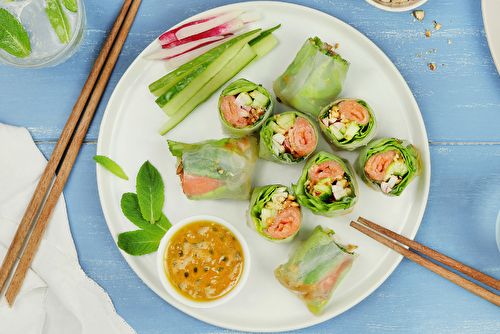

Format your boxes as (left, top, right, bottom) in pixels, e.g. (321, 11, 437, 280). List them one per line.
(0, 123, 136, 334)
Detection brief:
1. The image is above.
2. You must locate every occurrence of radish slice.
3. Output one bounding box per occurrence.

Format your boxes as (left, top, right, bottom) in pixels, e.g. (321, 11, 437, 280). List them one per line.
(159, 9, 243, 45)
(162, 38, 230, 71)
(145, 35, 229, 60)
(161, 18, 243, 48)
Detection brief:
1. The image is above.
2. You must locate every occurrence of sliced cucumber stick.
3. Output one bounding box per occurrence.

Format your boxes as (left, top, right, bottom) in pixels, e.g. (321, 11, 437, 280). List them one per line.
(158, 44, 257, 135)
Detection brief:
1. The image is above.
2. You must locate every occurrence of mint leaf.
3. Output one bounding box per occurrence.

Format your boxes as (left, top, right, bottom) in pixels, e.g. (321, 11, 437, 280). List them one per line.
(120, 193, 169, 236)
(0, 8, 31, 58)
(136, 161, 164, 223)
(45, 0, 72, 44)
(61, 0, 77, 12)
(93, 155, 129, 180)
(117, 230, 161, 256)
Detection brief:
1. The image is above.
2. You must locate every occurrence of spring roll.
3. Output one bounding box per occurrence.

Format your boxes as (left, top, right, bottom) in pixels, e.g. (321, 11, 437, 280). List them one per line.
(274, 225, 358, 316)
(167, 137, 258, 200)
(259, 111, 318, 164)
(354, 137, 423, 196)
(292, 151, 358, 217)
(273, 37, 350, 118)
(247, 185, 302, 243)
(218, 78, 274, 138)
(318, 98, 377, 151)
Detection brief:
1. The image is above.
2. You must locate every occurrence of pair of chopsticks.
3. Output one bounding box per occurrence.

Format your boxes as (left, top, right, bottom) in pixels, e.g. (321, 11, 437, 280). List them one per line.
(0, 0, 142, 307)
(351, 217, 500, 307)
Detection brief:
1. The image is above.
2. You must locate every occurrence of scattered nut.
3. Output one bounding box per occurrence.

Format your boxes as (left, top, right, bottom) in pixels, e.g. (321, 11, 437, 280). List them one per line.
(428, 63, 436, 70)
(433, 21, 443, 30)
(414, 10, 425, 21)
(425, 29, 431, 37)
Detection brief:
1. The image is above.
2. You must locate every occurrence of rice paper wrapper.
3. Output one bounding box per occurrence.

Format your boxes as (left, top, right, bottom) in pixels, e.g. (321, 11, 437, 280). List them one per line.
(318, 98, 377, 151)
(259, 111, 319, 165)
(274, 225, 358, 316)
(247, 184, 301, 243)
(218, 78, 274, 138)
(273, 37, 350, 118)
(354, 137, 423, 196)
(167, 137, 258, 200)
(292, 151, 358, 217)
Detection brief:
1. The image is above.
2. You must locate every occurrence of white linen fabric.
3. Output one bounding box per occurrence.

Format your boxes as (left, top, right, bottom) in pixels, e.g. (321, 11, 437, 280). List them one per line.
(0, 123, 135, 334)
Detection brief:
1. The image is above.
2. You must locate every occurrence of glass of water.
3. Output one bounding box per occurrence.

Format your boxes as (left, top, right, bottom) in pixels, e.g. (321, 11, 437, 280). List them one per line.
(0, 0, 86, 68)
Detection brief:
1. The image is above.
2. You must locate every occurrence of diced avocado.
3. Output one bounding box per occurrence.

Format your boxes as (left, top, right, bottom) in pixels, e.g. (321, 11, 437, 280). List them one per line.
(312, 178, 333, 201)
(329, 124, 344, 140)
(386, 160, 408, 177)
(249, 90, 269, 108)
(235, 92, 252, 107)
(260, 208, 277, 228)
(344, 122, 360, 140)
(269, 120, 286, 135)
(276, 113, 296, 131)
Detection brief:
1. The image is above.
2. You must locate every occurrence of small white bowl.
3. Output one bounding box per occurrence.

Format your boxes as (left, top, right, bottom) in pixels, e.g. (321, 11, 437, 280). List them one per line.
(365, 0, 428, 12)
(157, 214, 251, 308)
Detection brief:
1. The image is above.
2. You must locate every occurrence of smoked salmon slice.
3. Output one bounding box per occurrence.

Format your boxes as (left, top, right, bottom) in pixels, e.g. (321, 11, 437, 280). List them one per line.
(180, 172, 224, 197)
(288, 116, 317, 158)
(264, 206, 301, 240)
(364, 150, 396, 182)
(338, 99, 370, 125)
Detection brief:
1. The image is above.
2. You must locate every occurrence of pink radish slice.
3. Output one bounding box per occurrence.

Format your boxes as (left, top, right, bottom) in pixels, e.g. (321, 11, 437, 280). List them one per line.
(159, 9, 243, 45)
(145, 35, 229, 60)
(162, 38, 230, 71)
(161, 18, 243, 48)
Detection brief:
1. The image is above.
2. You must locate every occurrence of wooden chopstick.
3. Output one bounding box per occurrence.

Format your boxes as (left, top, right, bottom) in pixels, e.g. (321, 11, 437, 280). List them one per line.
(350, 217, 500, 307)
(0, 0, 135, 298)
(0, 0, 142, 307)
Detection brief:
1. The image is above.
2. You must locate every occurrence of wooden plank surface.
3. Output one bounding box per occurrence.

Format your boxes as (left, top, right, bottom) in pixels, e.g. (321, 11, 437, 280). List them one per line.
(2, 0, 500, 332)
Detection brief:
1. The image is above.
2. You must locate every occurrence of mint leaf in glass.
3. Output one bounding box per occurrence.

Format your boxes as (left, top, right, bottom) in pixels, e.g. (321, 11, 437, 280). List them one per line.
(0, 8, 31, 58)
(61, 0, 78, 13)
(45, 0, 72, 44)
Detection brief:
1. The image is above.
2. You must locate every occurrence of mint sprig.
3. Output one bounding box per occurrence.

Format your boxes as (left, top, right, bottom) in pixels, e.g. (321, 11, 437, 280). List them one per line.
(0, 8, 31, 58)
(117, 161, 171, 256)
(94, 155, 129, 180)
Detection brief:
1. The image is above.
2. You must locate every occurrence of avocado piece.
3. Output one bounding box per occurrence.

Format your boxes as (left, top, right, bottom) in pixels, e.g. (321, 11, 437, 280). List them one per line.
(329, 124, 344, 140)
(249, 90, 269, 108)
(276, 113, 296, 132)
(343, 121, 360, 140)
(269, 120, 286, 135)
(312, 177, 333, 201)
(386, 160, 408, 178)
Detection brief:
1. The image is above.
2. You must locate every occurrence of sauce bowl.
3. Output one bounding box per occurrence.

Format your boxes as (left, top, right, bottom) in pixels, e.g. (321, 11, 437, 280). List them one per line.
(156, 214, 251, 308)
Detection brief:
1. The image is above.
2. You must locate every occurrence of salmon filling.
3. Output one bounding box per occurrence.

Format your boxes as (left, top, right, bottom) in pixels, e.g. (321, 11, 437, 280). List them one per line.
(220, 94, 266, 129)
(320, 100, 370, 142)
(364, 150, 408, 194)
(305, 160, 353, 201)
(260, 187, 301, 239)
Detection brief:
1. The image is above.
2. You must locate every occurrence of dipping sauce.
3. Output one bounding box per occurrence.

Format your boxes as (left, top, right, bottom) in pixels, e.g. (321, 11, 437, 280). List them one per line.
(163, 220, 244, 302)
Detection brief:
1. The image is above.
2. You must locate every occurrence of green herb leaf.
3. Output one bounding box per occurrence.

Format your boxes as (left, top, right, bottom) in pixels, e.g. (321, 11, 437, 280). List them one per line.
(120, 193, 169, 236)
(45, 0, 73, 44)
(93, 155, 129, 180)
(0, 8, 31, 58)
(61, 0, 78, 12)
(117, 230, 161, 256)
(136, 161, 164, 223)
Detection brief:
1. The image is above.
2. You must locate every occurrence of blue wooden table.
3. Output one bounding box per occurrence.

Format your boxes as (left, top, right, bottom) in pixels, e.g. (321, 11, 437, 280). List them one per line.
(2, 0, 500, 332)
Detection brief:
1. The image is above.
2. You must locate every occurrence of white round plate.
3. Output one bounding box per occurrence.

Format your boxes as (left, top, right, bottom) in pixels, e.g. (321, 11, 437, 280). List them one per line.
(96, 1, 431, 332)
(364, 0, 428, 12)
(482, 0, 500, 75)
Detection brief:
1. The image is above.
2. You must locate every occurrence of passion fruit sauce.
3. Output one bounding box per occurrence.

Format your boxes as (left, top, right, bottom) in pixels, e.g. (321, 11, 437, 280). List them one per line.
(163, 220, 244, 302)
